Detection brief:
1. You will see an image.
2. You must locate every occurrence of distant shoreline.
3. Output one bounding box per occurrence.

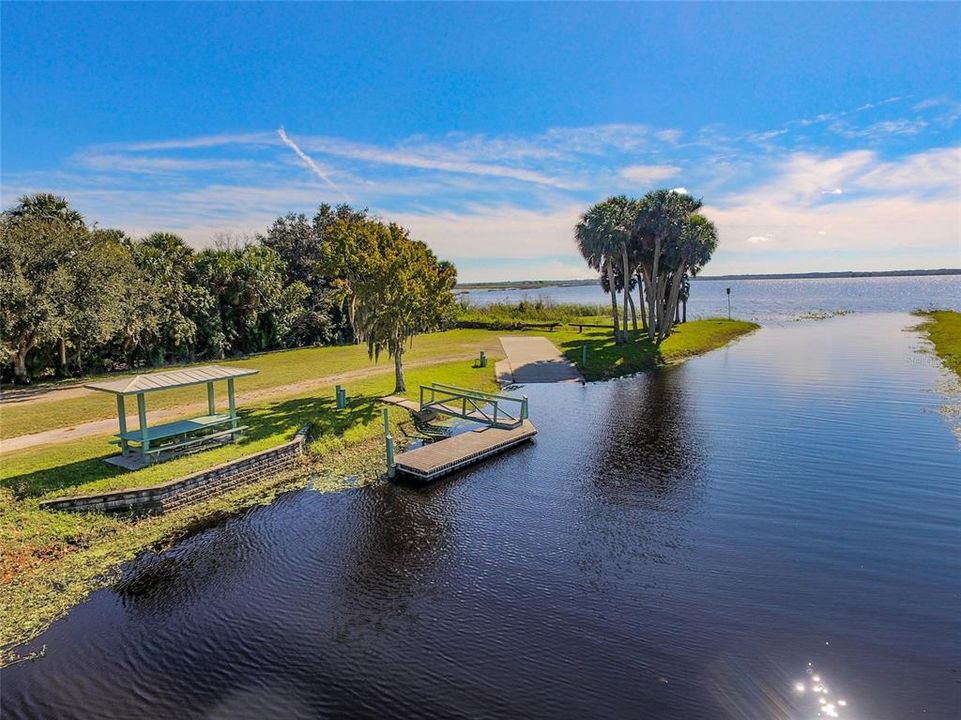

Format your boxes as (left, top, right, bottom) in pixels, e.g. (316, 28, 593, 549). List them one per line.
(457, 268, 961, 290)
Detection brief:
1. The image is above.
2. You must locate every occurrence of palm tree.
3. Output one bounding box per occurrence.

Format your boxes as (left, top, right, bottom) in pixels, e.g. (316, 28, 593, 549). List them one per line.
(5, 193, 84, 227)
(632, 190, 703, 342)
(575, 196, 638, 344)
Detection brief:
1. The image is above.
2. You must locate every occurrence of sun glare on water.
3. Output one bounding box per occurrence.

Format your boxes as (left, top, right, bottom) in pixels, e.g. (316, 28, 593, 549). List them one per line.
(794, 663, 851, 719)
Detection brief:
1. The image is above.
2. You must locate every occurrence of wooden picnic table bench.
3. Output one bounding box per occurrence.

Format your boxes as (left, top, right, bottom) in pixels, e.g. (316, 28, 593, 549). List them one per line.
(571, 322, 616, 332)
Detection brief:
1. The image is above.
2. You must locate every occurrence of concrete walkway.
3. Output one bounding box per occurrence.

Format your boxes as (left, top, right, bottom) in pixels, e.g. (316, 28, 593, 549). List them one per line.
(498, 337, 583, 384)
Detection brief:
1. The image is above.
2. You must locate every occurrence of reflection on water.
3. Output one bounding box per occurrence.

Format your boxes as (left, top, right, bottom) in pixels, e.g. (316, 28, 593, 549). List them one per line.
(3, 313, 960, 719)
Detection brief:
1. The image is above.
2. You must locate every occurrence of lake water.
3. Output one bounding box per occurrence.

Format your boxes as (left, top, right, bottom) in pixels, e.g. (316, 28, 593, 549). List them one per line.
(3, 313, 960, 719)
(460, 275, 961, 323)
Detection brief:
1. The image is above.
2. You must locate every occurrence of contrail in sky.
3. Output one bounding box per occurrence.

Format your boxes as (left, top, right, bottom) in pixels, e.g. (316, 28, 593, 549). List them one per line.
(277, 126, 350, 201)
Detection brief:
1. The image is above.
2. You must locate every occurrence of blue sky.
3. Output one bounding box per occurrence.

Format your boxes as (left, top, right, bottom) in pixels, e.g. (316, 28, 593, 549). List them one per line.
(3, 2, 959, 281)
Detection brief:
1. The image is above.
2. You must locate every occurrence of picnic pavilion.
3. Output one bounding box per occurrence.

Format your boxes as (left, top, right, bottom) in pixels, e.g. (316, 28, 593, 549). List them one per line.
(85, 365, 258, 469)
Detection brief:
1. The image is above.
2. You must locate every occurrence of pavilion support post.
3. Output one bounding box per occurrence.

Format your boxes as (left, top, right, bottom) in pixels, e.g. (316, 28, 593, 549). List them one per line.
(137, 392, 149, 459)
(207, 382, 216, 415)
(116, 395, 129, 456)
(227, 379, 237, 429)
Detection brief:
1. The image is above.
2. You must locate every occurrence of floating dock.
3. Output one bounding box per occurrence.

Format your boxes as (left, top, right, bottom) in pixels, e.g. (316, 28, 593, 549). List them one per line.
(393, 420, 537, 481)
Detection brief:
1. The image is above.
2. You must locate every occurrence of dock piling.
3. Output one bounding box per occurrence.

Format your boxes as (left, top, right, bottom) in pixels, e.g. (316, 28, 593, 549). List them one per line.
(383, 409, 396, 476)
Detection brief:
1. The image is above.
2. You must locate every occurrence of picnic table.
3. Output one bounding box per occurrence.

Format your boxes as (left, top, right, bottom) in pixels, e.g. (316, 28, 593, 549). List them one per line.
(86, 365, 258, 467)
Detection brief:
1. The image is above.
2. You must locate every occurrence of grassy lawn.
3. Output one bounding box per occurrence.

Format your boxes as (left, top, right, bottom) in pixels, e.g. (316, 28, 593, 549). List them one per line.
(553, 316, 759, 381)
(1, 329, 511, 439)
(917, 310, 961, 379)
(0, 318, 757, 661)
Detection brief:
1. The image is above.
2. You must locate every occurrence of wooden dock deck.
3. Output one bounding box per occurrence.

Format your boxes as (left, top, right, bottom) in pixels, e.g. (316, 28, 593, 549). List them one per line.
(380, 395, 421, 413)
(393, 420, 537, 481)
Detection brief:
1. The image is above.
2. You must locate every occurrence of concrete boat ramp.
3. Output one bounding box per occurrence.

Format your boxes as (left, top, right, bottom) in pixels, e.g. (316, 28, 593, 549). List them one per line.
(496, 336, 583, 384)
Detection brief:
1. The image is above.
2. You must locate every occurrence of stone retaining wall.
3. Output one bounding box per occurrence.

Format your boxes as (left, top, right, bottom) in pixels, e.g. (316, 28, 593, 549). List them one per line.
(40, 427, 310, 514)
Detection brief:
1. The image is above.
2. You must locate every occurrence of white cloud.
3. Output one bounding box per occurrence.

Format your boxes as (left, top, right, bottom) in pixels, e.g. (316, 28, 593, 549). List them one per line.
(391, 203, 584, 261)
(7, 118, 961, 280)
(829, 118, 928, 140)
(94, 132, 277, 152)
(618, 164, 680, 185)
(728, 151, 874, 205)
(854, 146, 961, 195)
(655, 129, 683, 144)
(74, 153, 260, 174)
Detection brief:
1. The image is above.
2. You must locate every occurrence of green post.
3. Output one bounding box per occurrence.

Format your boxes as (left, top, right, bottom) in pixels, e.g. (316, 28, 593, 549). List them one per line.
(386, 435, 395, 477)
(521, 395, 529, 421)
(479, 350, 487, 368)
(207, 382, 216, 416)
(137, 392, 149, 458)
(116, 395, 129, 456)
(227, 378, 237, 428)
(384, 408, 395, 477)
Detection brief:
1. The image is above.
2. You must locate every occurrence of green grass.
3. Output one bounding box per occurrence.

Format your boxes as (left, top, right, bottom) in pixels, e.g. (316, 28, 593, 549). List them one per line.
(1, 329, 509, 439)
(0, 318, 757, 660)
(917, 310, 961, 379)
(550, 316, 759, 381)
(456, 298, 606, 327)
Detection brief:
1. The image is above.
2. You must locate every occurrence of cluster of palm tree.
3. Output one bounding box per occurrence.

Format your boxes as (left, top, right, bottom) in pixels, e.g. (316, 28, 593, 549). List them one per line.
(574, 190, 718, 344)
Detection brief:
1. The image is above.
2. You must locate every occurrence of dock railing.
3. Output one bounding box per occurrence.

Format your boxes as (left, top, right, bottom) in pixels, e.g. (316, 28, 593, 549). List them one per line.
(420, 383, 528, 429)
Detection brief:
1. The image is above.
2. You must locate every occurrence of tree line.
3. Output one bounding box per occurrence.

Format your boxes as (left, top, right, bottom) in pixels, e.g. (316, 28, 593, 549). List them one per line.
(575, 190, 719, 344)
(1, 193, 456, 391)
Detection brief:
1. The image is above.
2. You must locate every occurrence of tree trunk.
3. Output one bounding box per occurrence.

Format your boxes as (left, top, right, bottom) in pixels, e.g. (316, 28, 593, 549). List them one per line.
(57, 337, 68, 378)
(655, 272, 668, 341)
(605, 258, 622, 344)
(393, 342, 406, 394)
(13, 332, 37, 384)
(620, 243, 630, 341)
(637, 271, 648, 333)
(627, 290, 638, 332)
(648, 238, 662, 341)
(14, 350, 29, 384)
(661, 265, 687, 341)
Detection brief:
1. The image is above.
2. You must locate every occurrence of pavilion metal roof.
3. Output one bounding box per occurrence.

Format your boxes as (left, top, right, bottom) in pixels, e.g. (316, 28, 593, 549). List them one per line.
(85, 365, 258, 395)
